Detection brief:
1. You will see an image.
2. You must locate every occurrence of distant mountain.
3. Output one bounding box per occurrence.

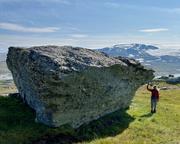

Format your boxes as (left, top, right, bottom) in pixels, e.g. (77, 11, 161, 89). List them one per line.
(0, 53, 7, 62)
(0, 52, 12, 80)
(97, 44, 159, 61)
(97, 44, 180, 76)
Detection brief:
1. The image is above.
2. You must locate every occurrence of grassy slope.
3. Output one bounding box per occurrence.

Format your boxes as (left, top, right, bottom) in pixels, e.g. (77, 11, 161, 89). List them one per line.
(89, 84, 180, 144)
(0, 96, 77, 144)
(0, 82, 179, 144)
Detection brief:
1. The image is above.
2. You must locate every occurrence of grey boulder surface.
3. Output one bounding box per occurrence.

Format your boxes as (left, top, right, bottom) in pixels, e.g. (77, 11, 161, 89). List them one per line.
(6, 46, 154, 128)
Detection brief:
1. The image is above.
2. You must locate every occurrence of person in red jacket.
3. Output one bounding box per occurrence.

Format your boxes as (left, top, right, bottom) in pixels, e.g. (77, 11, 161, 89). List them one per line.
(147, 83, 159, 113)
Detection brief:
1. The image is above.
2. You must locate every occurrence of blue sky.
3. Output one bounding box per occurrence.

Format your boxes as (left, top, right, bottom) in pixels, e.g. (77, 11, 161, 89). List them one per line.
(0, 0, 180, 52)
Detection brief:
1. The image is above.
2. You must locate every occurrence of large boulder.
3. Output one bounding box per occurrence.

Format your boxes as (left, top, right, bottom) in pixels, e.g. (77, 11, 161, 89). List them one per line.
(7, 46, 154, 128)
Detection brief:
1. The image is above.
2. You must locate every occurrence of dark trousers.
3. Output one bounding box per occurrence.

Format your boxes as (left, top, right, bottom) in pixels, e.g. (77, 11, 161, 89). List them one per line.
(151, 97, 157, 111)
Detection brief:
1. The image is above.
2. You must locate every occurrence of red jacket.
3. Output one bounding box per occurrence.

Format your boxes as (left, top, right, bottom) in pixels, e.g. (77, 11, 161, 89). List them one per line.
(147, 85, 159, 99)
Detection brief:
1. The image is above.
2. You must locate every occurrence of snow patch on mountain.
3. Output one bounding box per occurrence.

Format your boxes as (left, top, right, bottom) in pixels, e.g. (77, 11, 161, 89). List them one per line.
(97, 43, 180, 76)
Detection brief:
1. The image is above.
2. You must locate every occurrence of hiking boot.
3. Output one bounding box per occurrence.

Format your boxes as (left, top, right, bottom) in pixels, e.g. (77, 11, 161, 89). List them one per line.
(151, 110, 154, 113)
(154, 110, 156, 113)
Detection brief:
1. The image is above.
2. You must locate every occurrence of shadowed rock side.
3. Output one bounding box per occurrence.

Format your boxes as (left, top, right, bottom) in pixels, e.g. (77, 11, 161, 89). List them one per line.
(6, 46, 154, 128)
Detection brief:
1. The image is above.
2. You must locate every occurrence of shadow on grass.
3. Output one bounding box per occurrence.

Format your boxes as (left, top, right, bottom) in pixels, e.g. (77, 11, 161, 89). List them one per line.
(0, 96, 134, 144)
(140, 112, 153, 118)
(34, 109, 135, 144)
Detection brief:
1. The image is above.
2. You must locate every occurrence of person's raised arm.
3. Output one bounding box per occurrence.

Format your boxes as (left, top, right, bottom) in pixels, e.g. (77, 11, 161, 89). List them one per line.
(147, 83, 152, 91)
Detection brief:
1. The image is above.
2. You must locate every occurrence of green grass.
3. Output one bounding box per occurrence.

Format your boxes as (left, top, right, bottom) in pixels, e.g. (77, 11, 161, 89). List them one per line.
(0, 96, 76, 144)
(87, 85, 180, 144)
(0, 82, 179, 144)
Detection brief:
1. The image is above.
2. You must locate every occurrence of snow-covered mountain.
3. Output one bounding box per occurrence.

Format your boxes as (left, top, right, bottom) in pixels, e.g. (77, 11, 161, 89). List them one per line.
(97, 44, 180, 76)
(98, 44, 159, 61)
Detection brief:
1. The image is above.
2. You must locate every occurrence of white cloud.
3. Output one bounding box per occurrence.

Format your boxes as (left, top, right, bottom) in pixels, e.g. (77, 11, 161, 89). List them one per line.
(0, 22, 59, 33)
(139, 28, 169, 33)
(70, 34, 88, 38)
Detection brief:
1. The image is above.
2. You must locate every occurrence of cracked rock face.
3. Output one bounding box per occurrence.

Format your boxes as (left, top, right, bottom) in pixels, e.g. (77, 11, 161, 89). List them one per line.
(6, 46, 154, 128)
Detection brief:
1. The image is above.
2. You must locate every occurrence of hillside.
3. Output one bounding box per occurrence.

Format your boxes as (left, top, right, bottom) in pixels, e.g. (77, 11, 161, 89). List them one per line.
(0, 81, 179, 144)
(97, 44, 180, 76)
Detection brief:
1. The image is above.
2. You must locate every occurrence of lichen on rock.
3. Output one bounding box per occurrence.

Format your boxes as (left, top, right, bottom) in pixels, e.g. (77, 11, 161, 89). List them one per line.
(6, 45, 154, 128)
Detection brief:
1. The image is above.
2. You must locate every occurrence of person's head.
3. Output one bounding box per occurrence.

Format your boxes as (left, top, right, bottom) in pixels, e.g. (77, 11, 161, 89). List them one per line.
(153, 85, 157, 90)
